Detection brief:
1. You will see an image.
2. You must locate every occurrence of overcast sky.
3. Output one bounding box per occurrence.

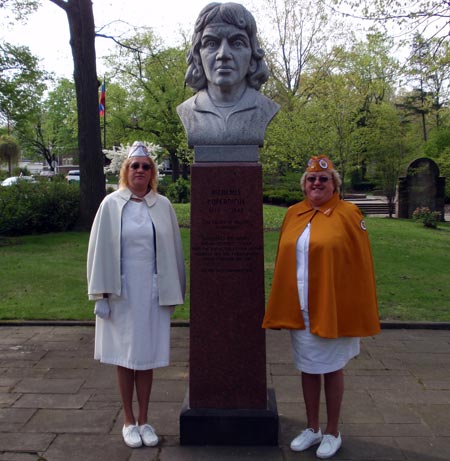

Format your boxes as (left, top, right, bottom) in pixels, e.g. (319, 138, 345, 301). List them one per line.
(1, 0, 253, 79)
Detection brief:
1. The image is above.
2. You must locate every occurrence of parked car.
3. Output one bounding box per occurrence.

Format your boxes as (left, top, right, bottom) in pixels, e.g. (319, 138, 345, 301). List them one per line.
(40, 168, 56, 178)
(1, 176, 37, 186)
(65, 170, 80, 183)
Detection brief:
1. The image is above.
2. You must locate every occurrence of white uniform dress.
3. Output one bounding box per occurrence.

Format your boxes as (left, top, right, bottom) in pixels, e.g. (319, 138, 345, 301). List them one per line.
(94, 200, 172, 370)
(290, 223, 360, 374)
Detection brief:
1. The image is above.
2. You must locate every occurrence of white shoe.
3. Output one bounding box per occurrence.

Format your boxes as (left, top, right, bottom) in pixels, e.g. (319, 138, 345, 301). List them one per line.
(316, 432, 342, 458)
(290, 428, 322, 451)
(138, 423, 159, 447)
(122, 424, 142, 448)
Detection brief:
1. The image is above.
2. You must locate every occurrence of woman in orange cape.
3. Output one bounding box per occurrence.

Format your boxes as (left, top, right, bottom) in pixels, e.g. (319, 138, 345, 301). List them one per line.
(263, 155, 380, 458)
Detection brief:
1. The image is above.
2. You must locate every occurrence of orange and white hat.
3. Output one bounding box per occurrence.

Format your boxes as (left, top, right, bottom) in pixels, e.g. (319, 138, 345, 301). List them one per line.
(306, 155, 334, 172)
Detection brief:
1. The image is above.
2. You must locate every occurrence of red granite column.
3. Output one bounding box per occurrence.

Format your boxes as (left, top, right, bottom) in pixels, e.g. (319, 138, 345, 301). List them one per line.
(180, 158, 278, 445)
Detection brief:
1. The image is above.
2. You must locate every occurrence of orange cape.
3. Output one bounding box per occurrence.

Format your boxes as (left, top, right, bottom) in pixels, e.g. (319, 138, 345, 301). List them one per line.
(262, 193, 380, 338)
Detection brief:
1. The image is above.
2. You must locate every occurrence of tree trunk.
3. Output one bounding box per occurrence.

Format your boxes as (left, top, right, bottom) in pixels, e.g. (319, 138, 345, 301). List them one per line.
(169, 150, 180, 182)
(51, 0, 105, 230)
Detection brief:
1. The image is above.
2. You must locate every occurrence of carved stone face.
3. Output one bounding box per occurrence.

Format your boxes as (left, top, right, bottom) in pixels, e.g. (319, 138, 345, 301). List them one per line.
(199, 23, 252, 92)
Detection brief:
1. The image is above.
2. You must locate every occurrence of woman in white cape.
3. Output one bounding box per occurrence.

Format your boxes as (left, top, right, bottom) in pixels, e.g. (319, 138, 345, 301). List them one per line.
(87, 142, 185, 449)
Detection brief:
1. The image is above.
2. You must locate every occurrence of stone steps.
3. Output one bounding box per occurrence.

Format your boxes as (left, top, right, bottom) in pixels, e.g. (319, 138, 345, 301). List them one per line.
(346, 200, 391, 215)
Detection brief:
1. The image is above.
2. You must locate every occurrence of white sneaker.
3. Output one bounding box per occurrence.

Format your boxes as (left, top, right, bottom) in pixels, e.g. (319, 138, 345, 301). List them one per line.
(122, 424, 142, 448)
(290, 428, 322, 451)
(138, 423, 159, 447)
(316, 432, 342, 458)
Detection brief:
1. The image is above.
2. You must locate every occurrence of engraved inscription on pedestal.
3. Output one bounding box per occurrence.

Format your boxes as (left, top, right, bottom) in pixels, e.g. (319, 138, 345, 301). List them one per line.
(192, 188, 261, 275)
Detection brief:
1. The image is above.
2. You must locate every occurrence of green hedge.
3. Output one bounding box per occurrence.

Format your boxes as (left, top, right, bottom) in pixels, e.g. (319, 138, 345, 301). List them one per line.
(0, 182, 80, 236)
(263, 188, 303, 206)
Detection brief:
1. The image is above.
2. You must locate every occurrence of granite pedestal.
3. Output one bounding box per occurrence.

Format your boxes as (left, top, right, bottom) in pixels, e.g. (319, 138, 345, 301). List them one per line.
(180, 152, 278, 445)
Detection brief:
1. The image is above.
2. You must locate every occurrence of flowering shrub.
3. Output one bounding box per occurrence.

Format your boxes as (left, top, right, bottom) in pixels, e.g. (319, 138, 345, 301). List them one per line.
(103, 142, 164, 176)
(412, 206, 441, 228)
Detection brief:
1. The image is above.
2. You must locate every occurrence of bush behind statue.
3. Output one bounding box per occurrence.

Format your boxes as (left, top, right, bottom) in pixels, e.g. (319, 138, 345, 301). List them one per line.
(166, 178, 191, 204)
(0, 182, 80, 236)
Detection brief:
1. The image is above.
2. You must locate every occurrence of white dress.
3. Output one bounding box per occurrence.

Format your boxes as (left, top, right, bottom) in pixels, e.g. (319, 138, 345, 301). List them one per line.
(290, 223, 360, 374)
(94, 200, 172, 370)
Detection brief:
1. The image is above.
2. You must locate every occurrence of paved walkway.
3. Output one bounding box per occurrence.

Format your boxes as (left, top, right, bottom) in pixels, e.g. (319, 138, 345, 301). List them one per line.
(1, 325, 450, 461)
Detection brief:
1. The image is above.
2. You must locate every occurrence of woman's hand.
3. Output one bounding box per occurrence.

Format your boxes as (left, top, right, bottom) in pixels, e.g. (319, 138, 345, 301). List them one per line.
(94, 298, 110, 319)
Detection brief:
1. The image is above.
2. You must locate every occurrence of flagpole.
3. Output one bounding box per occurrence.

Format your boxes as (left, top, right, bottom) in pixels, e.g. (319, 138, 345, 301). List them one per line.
(103, 77, 106, 150)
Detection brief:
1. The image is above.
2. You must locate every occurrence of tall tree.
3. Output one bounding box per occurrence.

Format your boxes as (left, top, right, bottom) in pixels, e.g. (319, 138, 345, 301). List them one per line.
(331, 0, 450, 49)
(254, 0, 347, 104)
(0, 42, 46, 135)
(360, 102, 412, 216)
(42, 78, 78, 149)
(16, 78, 79, 169)
(49, 0, 105, 229)
(407, 34, 450, 134)
(344, 31, 399, 125)
(311, 71, 362, 195)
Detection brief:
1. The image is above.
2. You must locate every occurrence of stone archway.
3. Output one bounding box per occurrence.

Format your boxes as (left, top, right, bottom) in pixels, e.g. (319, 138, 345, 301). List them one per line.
(397, 157, 445, 220)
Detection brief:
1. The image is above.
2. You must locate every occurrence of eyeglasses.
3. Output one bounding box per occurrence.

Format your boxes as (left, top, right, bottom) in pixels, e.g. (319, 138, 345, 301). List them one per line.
(306, 176, 330, 184)
(130, 162, 152, 171)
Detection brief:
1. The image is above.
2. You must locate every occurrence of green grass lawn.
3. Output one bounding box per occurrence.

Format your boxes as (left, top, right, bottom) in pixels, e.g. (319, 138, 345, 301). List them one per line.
(0, 205, 449, 322)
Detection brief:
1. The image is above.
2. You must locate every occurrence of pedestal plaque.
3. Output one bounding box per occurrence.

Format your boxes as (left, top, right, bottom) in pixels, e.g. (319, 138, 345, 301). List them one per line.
(180, 157, 278, 445)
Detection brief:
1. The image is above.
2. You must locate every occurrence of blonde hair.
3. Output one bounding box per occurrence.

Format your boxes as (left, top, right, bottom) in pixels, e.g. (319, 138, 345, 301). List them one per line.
(300, 169, 342, 194)
(119, 157, 158, 193)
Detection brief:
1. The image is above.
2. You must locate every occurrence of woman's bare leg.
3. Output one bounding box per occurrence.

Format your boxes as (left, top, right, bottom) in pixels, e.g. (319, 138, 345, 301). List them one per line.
(135, 369, 154, 426)
(301, 372, 321, 431)
(117, 366, 136, 426)
(323, 368, 344, 436)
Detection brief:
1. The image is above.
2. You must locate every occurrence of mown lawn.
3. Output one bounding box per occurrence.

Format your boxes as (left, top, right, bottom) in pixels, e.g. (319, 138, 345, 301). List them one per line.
(0, 204, 449, 322)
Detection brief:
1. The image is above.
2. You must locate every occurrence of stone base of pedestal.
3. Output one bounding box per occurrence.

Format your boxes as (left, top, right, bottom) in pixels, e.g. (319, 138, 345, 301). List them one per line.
(180, 388, 278, 446)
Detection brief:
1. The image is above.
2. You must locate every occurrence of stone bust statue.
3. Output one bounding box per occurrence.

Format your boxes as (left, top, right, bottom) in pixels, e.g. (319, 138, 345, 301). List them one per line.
(177, 2, 280, 148)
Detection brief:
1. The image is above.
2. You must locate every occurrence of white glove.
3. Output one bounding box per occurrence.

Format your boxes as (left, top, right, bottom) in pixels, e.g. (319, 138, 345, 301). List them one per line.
(94, 298, 110, 319)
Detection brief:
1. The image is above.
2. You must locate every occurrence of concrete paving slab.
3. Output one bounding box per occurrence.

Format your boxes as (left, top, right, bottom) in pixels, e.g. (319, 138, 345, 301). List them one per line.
(395, 437, 449, 461)
(340, 390, 384, 423)
(0, 432, 54, 452)
(22, 408, 117, 434)
(13, 378, 84, 394)
(150, 380, 187, 402)
(0, 407, 36, 425)
(411, 404, 450, 436)
(0, 350, 46, 362)
(345, 375, 424, 391)
(369, 388, 450, 405)
(13, 392, 91, 409)
(0, 378, 22, 390)
(329, 436, 405, 461)
(0, 452, 40, 461)
(374, 402, 423, 424)
(42, 434, 131, 461)
(342, 422, 434, 437)
(2, 367, 48, 379)
(0, 392, 20, 407)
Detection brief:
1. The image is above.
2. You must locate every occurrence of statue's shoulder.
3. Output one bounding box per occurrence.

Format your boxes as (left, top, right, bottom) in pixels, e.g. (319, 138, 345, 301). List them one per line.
(247, 89, 279, 119)
(176, 93, 198, 116)
(255, 91, 280, 113)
